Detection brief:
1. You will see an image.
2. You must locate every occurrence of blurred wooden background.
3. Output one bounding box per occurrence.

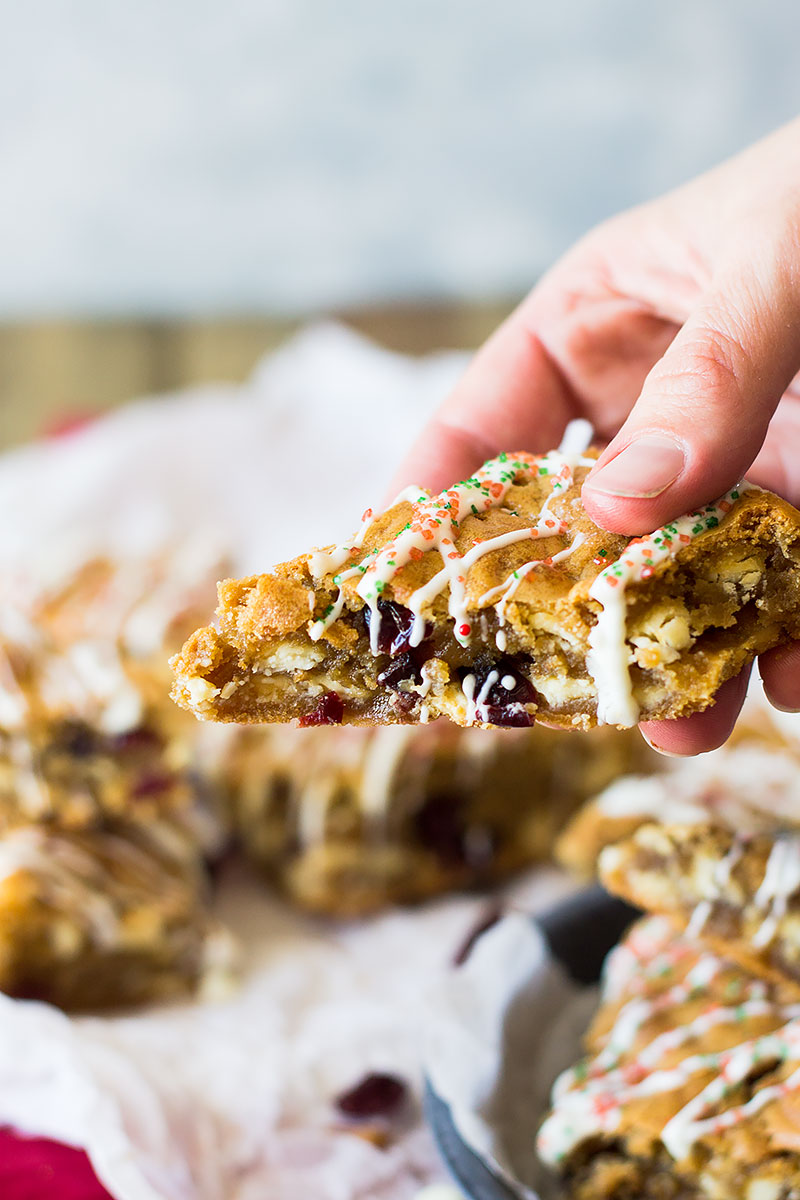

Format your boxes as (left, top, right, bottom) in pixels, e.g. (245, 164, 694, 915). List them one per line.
(0, 301, 513, 450)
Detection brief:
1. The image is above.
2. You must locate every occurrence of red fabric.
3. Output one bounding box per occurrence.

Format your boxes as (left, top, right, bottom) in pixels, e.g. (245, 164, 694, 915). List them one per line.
(0, 1130, 112, 1199)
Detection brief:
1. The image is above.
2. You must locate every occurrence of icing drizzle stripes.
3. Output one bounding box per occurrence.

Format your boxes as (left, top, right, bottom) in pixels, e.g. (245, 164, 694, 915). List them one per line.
(306, 431, 756, 729)
(586, 483, 756, 726)
(537, 918, 800, 1168)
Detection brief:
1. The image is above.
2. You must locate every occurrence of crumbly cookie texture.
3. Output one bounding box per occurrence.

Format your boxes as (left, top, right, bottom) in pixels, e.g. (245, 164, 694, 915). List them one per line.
(557, 740, 800, 879)
(0, 822, 235, 1011)
(600, 822, 800, 991)
(230, 720, 653, 916)
(170, 439, 800, 731)
(538, 915, 800, 1200)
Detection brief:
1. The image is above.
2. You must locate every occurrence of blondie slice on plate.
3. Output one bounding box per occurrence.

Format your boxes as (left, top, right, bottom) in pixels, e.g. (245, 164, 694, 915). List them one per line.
(600, 821, 800, 991)
(230, 720, 653, 915)
(538, 915, 800, 1200)
(171, 437, 800, 731)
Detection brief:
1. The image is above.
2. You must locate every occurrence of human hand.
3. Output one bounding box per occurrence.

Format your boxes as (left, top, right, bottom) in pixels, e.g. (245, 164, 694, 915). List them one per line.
(390, 118, 800, 754)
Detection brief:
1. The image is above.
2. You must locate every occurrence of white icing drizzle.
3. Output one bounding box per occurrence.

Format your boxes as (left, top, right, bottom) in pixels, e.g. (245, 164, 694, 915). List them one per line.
(686, 838, 745, 941)
(359, 726, 418, 832)
(308, 505, 384, 578)
(586, 482, 758, 726)
(593, 746, 800, 836)
(0, 827, 121, 946)
(476, 532, 586, 625)
(403, 525, 548, 651)
(752, 833, 800, 948)
(461, 670, 500, 725)
(304, 427, 759, 730)
(308, 431, 595, 655)
(662, 1031, 800, 1161)
(538, 918, 800, 1167)
(308, 564, 365, 641)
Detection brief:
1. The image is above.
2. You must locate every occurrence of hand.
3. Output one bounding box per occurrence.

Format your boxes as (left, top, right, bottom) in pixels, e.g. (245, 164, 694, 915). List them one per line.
(390, 117, 800, 754)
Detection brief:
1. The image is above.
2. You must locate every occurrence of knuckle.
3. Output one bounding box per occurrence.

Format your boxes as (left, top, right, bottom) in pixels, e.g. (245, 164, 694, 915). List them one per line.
(650, 325, 749, 414)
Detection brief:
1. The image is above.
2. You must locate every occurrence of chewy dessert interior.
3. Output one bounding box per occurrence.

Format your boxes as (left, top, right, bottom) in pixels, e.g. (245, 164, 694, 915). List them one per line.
(230, 720, 655, 916)
(171, 430, 800, 731)
(538, 915, 800, 1200)
(600, 821, 800, 991)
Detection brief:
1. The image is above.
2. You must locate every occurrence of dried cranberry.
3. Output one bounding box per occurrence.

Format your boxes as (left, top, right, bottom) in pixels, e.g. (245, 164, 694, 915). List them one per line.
(132, 771, 175, 798)
(482, 704, 535, 728)
(109, 727, 163, 754)
(58, 722, 101, 758)
(377, 652, 423, 688)
(335, 1073, 408, 1120)
(414, 792, 467, 866)
(453, 903, 504, 966)
(298, 691, 344, 726)
(364, 600, 430, 657)
(460, 657, 537, 726)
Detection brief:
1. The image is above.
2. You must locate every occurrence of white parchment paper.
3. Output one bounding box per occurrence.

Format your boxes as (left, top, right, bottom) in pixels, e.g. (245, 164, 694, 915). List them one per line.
(425, 913, 597, 1200)
(2, 325, 793, 1199)
(0, 326, 580, 1199)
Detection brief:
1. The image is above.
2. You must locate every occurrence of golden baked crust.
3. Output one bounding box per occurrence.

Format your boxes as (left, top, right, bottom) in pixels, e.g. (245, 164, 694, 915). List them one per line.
(171, 446, 800, 731)
(557, 736, 800, 880)
(230, 721, 654, 916)
(0, 822, 234, 1011)
(538, 915, 800, 1199)
(600, 822, 800, 991)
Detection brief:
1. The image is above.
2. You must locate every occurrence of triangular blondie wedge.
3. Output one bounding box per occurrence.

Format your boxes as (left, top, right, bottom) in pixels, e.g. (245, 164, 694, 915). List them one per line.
(171, 438, 800, 730)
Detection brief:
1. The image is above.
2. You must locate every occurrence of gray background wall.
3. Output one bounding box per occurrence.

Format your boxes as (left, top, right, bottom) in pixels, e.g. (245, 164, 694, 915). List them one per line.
(3, 1, 799, 316)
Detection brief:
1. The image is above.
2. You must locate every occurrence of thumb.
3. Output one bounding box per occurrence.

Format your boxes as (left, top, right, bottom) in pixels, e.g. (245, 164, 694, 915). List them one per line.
(582, 261, 800, 533)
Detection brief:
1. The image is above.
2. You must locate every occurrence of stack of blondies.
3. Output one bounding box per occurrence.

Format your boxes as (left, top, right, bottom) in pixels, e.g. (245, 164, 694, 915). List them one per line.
(540, 735, 800, 1200)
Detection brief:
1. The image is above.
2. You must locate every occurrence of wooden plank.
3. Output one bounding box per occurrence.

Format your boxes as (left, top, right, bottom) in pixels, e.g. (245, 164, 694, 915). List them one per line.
(0, 303, 515, 449)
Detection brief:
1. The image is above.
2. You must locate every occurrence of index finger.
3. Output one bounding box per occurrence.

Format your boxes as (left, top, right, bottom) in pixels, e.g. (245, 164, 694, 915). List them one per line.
(386, 305, 577, 499)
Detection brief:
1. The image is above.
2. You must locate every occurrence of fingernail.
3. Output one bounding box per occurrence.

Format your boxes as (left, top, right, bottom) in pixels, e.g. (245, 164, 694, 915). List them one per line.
(587, 436, 685, 499)
(639, 730, 685, 758)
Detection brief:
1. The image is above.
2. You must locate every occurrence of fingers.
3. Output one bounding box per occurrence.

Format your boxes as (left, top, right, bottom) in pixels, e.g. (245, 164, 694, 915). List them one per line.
(638, 668, 751, 757)
(582, 254, 800, 533)
(759, 641, 800, 713)
(386, 306, 576, 498)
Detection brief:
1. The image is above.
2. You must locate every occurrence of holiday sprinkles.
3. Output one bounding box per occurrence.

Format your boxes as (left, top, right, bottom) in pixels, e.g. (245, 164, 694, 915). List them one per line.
(308, 422, 756, 726)
(537, 916, 800, 1169)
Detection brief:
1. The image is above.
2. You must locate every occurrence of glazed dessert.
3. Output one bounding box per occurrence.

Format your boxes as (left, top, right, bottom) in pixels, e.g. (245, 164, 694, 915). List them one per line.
(600, 821, 800, 990)
(0, 551, 234, 1009)
(0, 821, 234, 1010)
(538, 915, 800, 1200)
(171, 433, 800, 731)
(231, 721, 654, 916)
(0, 551, 227, 835)
(557, 743, 800, 879)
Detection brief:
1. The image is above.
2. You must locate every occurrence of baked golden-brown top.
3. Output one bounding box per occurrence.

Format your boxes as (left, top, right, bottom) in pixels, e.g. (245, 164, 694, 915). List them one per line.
(171, 441, 800, 731)
(600, 822, 800, 990)
(557, 740, 800, 879)
(539, 915, 800, 1199)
